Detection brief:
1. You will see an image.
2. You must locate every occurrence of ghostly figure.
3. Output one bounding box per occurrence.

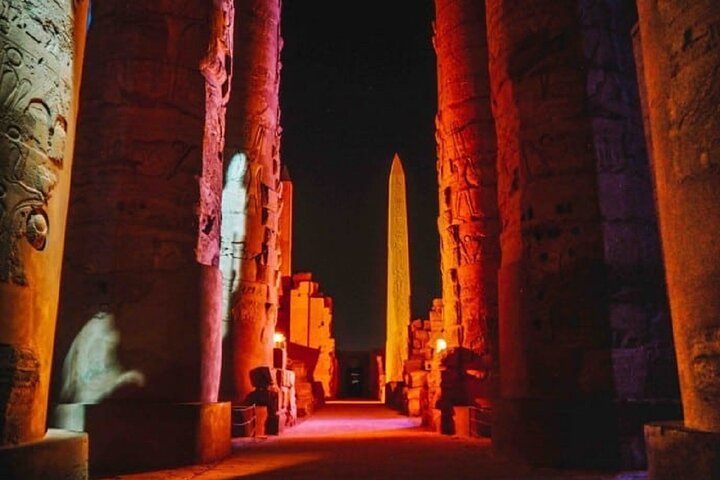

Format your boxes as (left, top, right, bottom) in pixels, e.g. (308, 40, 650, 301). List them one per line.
(220, 152, 249, 338)
(60, 311, 145, 403)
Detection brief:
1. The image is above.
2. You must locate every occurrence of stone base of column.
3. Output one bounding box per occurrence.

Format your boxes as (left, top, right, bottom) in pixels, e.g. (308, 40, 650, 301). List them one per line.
(645, 421, 720, 480)
(0, 429, 88, 480)
(492, 398, 619, 468)
(52, 401, 230, 476)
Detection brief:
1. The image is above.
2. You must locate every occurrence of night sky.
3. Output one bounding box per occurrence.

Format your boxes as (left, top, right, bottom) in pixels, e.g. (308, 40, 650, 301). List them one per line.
(280, 0, 440, 351)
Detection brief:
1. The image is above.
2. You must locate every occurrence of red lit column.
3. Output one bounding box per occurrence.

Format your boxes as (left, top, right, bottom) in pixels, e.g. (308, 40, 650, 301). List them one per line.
(51, 0, 233, 473)
(224, 0, 283, 402)
(0, 3, 89, 475)
(434, 0, 500, 407)
(636, 1, 720, 478)
(486, 0, 617, 467)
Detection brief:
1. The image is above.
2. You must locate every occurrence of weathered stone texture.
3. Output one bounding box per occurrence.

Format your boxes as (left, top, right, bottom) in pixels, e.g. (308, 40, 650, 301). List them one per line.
(578, 0, 675, 404)
(386, 155, 411, 384)
(0, 0, 88, 445)
(224, 0, 284, 402)
(487, 0, 616, 466)
(636, 0, 720, 433)
(54, 0, 231, 405)
(434, 0, 499, 373)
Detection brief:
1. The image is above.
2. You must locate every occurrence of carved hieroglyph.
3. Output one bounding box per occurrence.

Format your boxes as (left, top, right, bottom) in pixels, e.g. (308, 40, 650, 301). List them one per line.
(434, 0, 499, 370)
(225, 0, 283, 402)
(0, 1, 74, 285)
(486, 0, 611, 400)
(0, 0, 88, 445)
(386, 154, 411, 384)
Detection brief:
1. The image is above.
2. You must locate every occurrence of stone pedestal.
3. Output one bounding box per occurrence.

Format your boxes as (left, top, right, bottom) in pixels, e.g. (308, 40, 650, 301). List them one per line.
(0, 429, 88, 480)
(53, 402, 230, 476)
(492, 399, 619, 468)
(645, 422, 720, 480)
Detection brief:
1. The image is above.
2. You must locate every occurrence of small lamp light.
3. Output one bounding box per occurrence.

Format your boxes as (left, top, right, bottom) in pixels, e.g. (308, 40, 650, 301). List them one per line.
(273, 332, 286, 345)
(436, 338, 447, 353)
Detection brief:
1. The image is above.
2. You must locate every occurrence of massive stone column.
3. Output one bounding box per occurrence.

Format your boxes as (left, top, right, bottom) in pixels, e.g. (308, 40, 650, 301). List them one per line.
(434, 0, 500, 406)
(635, 2, 720, 478)
(486, 0, 617, 467)
(386, 154, 411, 386)
(580, 1, 678, 468)
(0, 2, 90, 477)
(50, 0, 233, 474)
(223, 0, 283, 403)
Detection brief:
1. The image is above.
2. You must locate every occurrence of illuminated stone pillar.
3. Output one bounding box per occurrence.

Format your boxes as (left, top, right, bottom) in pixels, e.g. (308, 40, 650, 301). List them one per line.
(279, 165, 293, 279)
(386, 154, 411, 385)
(50, 0, 233, 474)
(635, 2, 720, 478)
(224, 0, 283, 402)
(0, 1, 89, 475)
(434, 0, 500, 405)
(487, 0, 617, 467)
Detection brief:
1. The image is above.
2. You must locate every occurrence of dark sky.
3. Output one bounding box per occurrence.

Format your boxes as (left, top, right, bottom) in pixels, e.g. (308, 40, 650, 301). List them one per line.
(280, 1, 440, 351)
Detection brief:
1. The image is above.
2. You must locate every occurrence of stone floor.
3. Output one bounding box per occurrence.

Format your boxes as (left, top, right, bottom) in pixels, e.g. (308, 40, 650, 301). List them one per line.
(101, 401, 648, 480)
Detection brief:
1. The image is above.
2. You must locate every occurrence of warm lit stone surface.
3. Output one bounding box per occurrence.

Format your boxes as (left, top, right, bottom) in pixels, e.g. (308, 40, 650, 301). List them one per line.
(54, 402, 230, 476)
(50, 0, 233, 472)
(0, 0, 88, 446)
(434, 0, 500, 401)
(54, 0, 231, 406)
(486, 0, 617, 467)
(103, 402, 648, 480)
(386, 155, 411, 384)
(636, 0, 720, 434)
(0, 429, 88, 480)
(224, 0, 284, 403)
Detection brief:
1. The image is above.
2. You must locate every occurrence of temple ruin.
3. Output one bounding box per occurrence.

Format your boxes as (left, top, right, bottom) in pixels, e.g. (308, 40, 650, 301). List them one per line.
(0, 1, 718, 479)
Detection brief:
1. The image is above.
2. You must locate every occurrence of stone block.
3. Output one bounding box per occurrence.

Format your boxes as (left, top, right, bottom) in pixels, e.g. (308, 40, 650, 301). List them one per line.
(52, 402, 230, 476)
(645, 421, 720, 480)
(0, 429, 88, 480)
(408, 370, 428, 388)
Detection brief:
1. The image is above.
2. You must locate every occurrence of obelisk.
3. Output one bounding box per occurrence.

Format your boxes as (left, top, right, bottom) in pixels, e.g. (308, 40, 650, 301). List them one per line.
(386, 154, 411, 385)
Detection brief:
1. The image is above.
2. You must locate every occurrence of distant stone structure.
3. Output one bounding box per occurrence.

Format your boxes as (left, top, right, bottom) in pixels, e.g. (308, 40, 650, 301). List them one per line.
(385, 154, 411, 391)
(287, 272, 337, 400)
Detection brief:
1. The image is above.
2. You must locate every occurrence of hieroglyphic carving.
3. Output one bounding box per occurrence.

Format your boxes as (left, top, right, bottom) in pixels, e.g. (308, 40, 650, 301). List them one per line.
(0, 1, 73, 284)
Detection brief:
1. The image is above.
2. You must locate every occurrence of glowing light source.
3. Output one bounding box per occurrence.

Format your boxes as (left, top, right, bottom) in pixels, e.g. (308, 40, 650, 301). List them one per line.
(273, 332, 286, 345)
(436, 338, 447, 353)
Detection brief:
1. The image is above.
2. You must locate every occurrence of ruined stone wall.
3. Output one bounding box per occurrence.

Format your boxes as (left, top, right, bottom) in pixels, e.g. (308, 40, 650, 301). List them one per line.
(224, 0, 283, 403)
(0, 0, 89, 445)
(433, 0, 500, 404)
(53, 0, 232, 405)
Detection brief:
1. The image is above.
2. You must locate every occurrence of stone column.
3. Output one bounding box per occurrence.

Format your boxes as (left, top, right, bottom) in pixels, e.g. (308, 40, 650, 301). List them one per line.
(581, 1, 678, 468)
(486, 0, 617, 467)
(433, 0, 500, 407)
(635, 2, 720, 478)
(224, 0, 283, 403)
(50, 1, 233, 474)
(0, 1, 90, 478)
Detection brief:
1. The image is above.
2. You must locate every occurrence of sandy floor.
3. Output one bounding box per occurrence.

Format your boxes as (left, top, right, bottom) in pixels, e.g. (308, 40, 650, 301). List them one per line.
(102, 401, 648, 480)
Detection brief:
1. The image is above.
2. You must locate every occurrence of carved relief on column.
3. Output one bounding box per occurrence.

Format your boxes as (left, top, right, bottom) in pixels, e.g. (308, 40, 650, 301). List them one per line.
(225, 0, 283, 401)
(0, 0, 88, 445)
(433, 0, 500, 380)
